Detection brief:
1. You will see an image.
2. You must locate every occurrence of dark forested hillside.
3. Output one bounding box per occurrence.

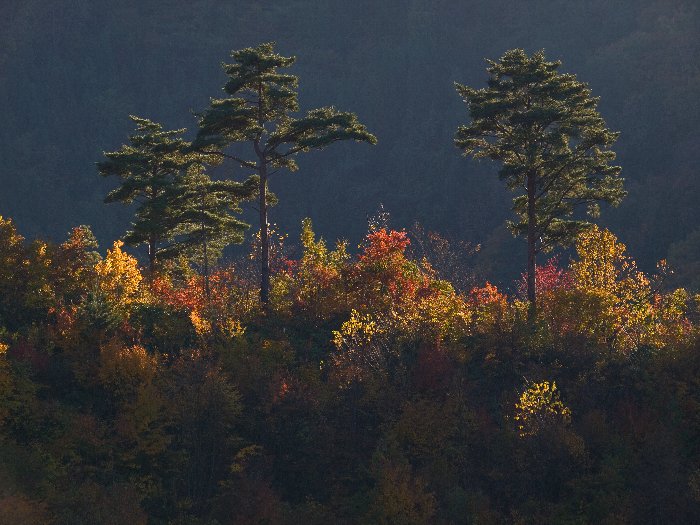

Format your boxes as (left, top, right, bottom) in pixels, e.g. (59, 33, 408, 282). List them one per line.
(1, 0, 698, 285)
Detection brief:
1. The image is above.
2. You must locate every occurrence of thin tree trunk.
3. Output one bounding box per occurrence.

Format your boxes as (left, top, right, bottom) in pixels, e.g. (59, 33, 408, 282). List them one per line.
(255, 74, 270, 313)
(527, 171, 537, 320)
(148, 238, 156, 277)
(148, 182, 158, 278)
(199, 188, 211, 300)
(258, 161, 270, 311)
(202, 211, 210, 302)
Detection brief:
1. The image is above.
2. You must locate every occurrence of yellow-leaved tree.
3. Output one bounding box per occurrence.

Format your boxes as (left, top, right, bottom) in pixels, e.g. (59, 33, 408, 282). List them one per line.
(514, 381, 572, 438)
(288, 218, 349, 320)
(570, 225, 648, 300)
(566, 226, 689, 350)
(570, 226, 649, 349)
(541, 225, 690, 351)
(95, 240, 144, 310)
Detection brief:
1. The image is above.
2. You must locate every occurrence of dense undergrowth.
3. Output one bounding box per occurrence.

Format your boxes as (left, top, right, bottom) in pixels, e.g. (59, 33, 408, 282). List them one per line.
(1, 215, 699, 524)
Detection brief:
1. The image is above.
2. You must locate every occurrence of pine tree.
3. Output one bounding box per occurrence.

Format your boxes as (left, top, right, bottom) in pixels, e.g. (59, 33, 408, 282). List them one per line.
(100, 117, 255, 281)
(454, 49, 626, 313)
(98, 116, 191, 274)
(194, 42, 377, 310)
(159, 165, 257, 298)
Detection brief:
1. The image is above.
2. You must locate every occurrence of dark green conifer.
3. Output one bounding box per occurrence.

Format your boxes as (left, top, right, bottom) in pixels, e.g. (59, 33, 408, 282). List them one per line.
(194, 42, 377, 310)
(98, 116, 191, 274)
(455, 49, 626, 312)
(160, 166, 257, 298)
(99, 117, 255, 279)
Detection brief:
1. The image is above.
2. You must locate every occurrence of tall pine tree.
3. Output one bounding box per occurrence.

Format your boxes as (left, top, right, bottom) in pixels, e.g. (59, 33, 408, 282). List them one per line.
(194, 42, 377, 310)
(98, 116, 191, 274)
(454, 49, 625, 313)
(99, 116, 255, 279)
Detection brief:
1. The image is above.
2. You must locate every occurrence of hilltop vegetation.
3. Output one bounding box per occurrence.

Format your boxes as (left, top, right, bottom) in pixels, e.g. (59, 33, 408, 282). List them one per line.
(0, 214, 699, 523)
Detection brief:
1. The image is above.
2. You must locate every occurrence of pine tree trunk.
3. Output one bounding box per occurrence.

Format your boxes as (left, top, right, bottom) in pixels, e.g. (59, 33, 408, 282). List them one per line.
(527, 171, 537, 320)
(203, 242, 211, 301)
(259, 162, 270, 311)
(148, 181, 158, 278)
(254, 74, 270, 313)
(201, 195, 210, 301)
(148, 238, 156, 277)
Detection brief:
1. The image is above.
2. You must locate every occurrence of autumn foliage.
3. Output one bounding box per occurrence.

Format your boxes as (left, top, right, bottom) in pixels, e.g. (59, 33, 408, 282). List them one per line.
(0, 215, 698, 523)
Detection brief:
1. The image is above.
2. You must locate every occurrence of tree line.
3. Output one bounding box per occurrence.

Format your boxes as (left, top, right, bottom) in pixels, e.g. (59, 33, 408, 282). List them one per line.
(101, 43, 624, 316)
(0, 202, 696, 522)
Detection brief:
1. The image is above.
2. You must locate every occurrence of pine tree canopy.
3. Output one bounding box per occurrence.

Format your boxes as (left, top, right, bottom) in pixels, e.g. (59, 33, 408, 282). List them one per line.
(157, 168, 257, 265)
(192, 42, 376, 307)
(99, 116, 255, 272)
(99, 116, 190, 205)
(455, 49, 626, 254)
(194, 43, 377, 163)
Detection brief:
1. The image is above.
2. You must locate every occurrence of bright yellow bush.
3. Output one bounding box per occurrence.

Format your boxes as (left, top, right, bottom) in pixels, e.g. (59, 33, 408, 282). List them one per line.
(548, 225, 692, 352)
(99, 340, 159, 400)
(331, 309, 392, 386)
(94, 240, 143, 309)
(514, 381, 572, 437)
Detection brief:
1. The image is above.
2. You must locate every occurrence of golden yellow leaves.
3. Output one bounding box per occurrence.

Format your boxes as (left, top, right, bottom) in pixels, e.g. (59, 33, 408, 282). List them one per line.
(189, 309, 245, 337)
(571, 225, 629, 290)
(331, 309, 391, 386)
(541, 225, 693, 352)
(514, 381, 572, 437)
(94, 241, 144, 309)
(333, 309, 382, 346)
